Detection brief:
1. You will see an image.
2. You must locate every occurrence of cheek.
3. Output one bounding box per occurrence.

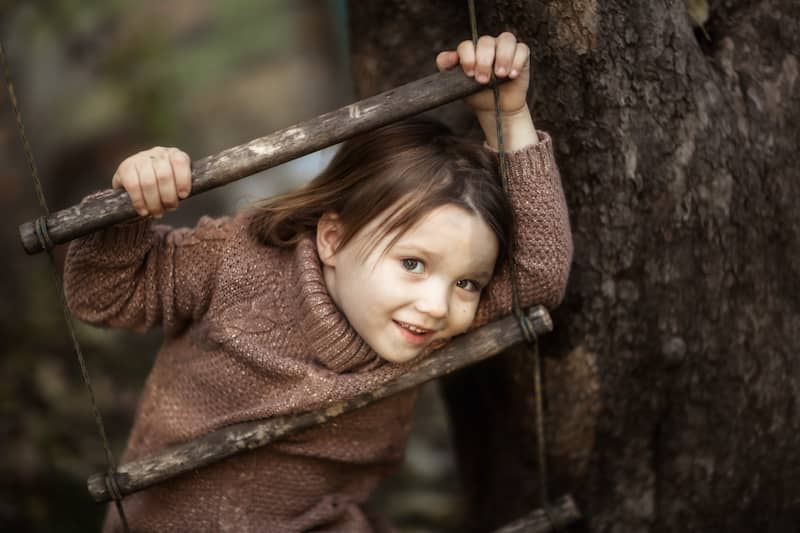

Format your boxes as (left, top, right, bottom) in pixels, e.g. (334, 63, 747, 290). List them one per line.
(371, 264, 408, 294)
(355, 265, 406, 309)
(449, 299, 479, 333)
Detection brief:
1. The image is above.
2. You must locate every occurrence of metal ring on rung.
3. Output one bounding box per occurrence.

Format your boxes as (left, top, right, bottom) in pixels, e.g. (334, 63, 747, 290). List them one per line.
(516, 312, 538, 345)
(105, 470, 124, 502)
(33, 216, 54, 252)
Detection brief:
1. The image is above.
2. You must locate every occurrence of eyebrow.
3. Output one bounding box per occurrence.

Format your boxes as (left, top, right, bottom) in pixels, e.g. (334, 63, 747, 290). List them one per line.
(393, 243, 443, 260)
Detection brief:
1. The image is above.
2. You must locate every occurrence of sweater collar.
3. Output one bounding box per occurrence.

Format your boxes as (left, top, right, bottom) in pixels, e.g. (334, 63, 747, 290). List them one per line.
(293, 237, 382, 373)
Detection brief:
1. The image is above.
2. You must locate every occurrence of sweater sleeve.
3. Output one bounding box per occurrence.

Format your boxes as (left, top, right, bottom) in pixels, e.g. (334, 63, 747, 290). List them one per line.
(472, 131, 573, 328)
(63, 210, 230, 335)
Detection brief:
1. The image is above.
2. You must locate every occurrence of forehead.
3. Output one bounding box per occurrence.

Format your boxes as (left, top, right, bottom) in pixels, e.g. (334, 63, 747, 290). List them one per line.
(386, 205, 499, 269)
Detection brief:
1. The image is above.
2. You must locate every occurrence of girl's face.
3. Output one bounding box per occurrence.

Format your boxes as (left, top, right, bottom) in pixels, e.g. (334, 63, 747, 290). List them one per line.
(318, 204, 499, 364)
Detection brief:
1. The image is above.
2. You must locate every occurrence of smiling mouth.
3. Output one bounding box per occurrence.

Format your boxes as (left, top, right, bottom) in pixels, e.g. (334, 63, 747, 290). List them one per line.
(393, 320, 436, 344)
(394, 320, 431, 334)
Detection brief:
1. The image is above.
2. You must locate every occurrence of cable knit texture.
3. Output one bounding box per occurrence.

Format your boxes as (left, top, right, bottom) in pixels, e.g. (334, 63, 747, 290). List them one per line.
(63, 133, 572, 532)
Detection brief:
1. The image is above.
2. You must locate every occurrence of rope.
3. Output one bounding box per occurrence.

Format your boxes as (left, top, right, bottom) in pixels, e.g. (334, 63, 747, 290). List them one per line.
(467, 0, 551, 513)
(0, 41, 131, 532)
(4, 12, 552, 529)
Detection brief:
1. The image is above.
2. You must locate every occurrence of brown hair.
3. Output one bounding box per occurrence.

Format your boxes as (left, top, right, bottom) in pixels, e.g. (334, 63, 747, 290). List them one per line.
(247, 116, 512, 269)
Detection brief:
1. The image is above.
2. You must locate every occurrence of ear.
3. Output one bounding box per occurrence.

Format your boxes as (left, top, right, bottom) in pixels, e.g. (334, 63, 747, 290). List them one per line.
(316, 212, 343, 267)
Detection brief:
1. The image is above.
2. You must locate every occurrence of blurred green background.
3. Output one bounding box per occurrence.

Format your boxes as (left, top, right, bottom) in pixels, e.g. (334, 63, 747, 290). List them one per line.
(1, 2, 461, 531)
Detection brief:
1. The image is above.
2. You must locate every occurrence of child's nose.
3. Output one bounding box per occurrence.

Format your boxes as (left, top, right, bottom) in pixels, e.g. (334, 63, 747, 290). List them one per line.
(414, 285, 449, 319)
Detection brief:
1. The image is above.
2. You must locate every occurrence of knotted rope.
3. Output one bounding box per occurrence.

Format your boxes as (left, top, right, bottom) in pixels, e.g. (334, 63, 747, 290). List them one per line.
(467, 0, 552, 514)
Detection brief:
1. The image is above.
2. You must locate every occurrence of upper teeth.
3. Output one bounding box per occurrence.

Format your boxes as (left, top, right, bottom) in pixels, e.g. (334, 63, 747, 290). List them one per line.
(400, 322, 426, 334)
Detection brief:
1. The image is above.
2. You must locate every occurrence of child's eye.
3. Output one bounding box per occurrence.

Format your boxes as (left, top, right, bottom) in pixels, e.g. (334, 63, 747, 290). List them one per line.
(456, 279, 481, 292)
(401, 258, 425, 273)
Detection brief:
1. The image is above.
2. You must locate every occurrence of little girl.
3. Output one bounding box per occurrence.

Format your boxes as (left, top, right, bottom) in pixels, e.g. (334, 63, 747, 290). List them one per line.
(64, 33, 572, 532)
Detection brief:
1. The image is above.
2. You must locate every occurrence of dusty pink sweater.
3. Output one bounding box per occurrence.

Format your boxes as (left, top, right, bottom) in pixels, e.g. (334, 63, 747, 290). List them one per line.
(64, 133, 572, 532)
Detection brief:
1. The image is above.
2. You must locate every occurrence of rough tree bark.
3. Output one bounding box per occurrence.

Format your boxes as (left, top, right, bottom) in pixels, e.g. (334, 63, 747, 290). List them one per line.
(349, 1, 800, 532)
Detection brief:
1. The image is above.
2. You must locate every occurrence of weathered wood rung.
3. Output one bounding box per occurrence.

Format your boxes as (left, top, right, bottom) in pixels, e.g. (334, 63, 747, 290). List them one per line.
(86, 305, 552, 503)
(19, 68, 509, 254)
(492, 494, 581, 533)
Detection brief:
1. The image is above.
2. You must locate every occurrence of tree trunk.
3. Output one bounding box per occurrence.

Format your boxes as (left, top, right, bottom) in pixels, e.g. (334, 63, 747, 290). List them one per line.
(348, 1, 800, 532)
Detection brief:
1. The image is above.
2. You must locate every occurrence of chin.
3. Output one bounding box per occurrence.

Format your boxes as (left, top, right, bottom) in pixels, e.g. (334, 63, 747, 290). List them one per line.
(378, 341, 446, 365)
(376, 348, 425, 365)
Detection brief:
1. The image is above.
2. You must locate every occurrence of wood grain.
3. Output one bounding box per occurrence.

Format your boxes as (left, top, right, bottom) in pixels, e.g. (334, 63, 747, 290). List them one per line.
(19, 69, 506, 254)
(87, 306, 550, 503)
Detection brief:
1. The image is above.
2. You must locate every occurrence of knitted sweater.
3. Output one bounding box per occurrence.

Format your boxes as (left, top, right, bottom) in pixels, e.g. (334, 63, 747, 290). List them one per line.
(63, 133, 572, 532)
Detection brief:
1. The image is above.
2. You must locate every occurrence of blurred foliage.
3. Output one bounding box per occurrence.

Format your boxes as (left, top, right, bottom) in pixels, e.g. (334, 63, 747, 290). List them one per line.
(1, 3, 318, 530)
(2, 1, 461, 532)
(2, 0, 298, 143)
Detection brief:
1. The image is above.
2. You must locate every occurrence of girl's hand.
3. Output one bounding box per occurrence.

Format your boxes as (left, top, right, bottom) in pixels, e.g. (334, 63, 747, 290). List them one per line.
(436, 32, 530, 117)
(112, 147, 192, 219)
